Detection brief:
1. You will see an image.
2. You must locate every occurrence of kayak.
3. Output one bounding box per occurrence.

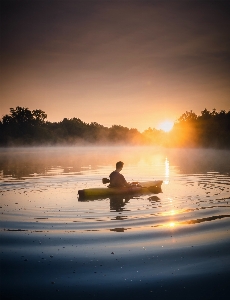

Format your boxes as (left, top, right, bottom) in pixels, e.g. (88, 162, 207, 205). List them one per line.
(78, 180, 163, 200)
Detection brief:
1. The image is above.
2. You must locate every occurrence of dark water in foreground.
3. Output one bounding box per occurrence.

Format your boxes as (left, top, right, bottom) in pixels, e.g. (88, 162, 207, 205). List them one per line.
(0, 147, 230, 299)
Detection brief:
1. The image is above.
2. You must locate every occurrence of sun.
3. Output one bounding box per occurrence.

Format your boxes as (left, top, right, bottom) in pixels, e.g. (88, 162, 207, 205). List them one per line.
(157, 120, 174, 132)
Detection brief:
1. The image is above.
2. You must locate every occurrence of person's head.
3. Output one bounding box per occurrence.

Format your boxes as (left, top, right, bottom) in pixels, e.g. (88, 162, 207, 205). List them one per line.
(116, 161, 124, 171)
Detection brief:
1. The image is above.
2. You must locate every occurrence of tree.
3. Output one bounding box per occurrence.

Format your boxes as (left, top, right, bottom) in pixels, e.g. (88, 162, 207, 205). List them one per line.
(2, 107, 47, 125)
(177, 110, 198, 123)
(32, 109, 47, 124)
(1, 106, 230, 147)
(0, 106, 47, 145)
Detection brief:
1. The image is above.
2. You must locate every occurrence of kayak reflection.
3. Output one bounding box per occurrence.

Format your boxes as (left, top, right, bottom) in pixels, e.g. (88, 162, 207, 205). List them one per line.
(78, 193, 134, 212)
(109, 195, 132, 212)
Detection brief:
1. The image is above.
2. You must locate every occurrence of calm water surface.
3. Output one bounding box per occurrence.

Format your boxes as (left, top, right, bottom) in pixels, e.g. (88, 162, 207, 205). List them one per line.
(0, 147, 230, 299)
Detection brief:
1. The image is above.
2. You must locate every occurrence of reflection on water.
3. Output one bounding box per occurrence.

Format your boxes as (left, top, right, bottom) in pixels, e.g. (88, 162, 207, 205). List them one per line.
(164, 157, 169, 184)
(0, 146, 229, 234)
(109, 195, 131, 212)
(1, 147, 230, 300)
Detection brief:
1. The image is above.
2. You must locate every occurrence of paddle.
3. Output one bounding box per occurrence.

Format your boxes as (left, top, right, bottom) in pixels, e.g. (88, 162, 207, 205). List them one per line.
(102, 178, 110, 184)
(102, 178, 140, 186)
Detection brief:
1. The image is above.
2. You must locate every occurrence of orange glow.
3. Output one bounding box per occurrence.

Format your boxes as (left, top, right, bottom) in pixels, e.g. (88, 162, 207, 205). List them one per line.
(157, 121, 174, 132)
(169, 222, 176, 228)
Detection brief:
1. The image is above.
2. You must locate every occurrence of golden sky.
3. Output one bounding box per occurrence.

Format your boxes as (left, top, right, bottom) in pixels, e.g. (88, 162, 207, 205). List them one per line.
(1, 0, 230, 131)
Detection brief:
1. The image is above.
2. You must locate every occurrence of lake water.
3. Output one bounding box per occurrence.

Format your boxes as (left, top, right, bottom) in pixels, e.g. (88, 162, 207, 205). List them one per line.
(0, 147, 230, 299)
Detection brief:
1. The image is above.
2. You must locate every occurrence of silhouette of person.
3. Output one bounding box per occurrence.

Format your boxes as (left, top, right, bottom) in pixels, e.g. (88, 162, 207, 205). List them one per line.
(109, 161, 130, 188)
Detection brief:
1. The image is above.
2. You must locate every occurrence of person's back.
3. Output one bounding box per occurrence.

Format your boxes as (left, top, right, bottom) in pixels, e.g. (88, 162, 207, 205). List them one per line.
(109, 161, 130, 188)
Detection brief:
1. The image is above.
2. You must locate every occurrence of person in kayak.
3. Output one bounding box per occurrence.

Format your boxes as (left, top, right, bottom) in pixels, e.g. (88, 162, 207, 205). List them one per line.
(109, 161, 131, 188)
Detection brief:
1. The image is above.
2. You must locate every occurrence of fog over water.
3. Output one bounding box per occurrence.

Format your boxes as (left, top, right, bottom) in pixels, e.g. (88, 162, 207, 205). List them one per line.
(0, 146, 230, 299)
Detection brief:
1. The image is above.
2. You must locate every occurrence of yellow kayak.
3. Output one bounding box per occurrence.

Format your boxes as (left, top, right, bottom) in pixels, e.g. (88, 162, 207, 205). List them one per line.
(78, 180, 163, 200)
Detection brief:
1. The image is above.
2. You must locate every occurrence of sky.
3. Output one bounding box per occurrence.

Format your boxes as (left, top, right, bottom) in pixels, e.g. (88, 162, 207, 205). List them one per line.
(1, 0, 230, 132)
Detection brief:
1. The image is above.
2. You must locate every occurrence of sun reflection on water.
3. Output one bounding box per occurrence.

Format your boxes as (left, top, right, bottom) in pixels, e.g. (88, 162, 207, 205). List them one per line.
(1, 147, 230, 235)
(164, 157, 169, 184)
(169, 222, 176, 228)
(160, 208, 194, 217)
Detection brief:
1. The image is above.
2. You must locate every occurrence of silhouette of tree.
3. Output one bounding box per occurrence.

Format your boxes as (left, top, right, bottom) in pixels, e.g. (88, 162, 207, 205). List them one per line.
(171, 108, 230, 148)
(0, 107, 47, 145)
(32, 109, 47, 124)
(142, 127, 164, 145)
(1, 106, 230, 147)
(177, 110, 198, 123)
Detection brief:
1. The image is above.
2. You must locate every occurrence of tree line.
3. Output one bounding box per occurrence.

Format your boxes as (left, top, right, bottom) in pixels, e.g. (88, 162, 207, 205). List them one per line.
(170, 108, 230, 148)
(0, 106, 230, 148)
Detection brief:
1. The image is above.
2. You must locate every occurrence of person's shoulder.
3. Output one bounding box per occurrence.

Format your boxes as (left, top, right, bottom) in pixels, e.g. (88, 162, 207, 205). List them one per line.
(109, 171, 116, 177)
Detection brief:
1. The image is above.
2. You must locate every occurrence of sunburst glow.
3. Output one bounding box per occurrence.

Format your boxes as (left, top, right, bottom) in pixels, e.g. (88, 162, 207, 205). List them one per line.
(157, 120, 174, 132)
